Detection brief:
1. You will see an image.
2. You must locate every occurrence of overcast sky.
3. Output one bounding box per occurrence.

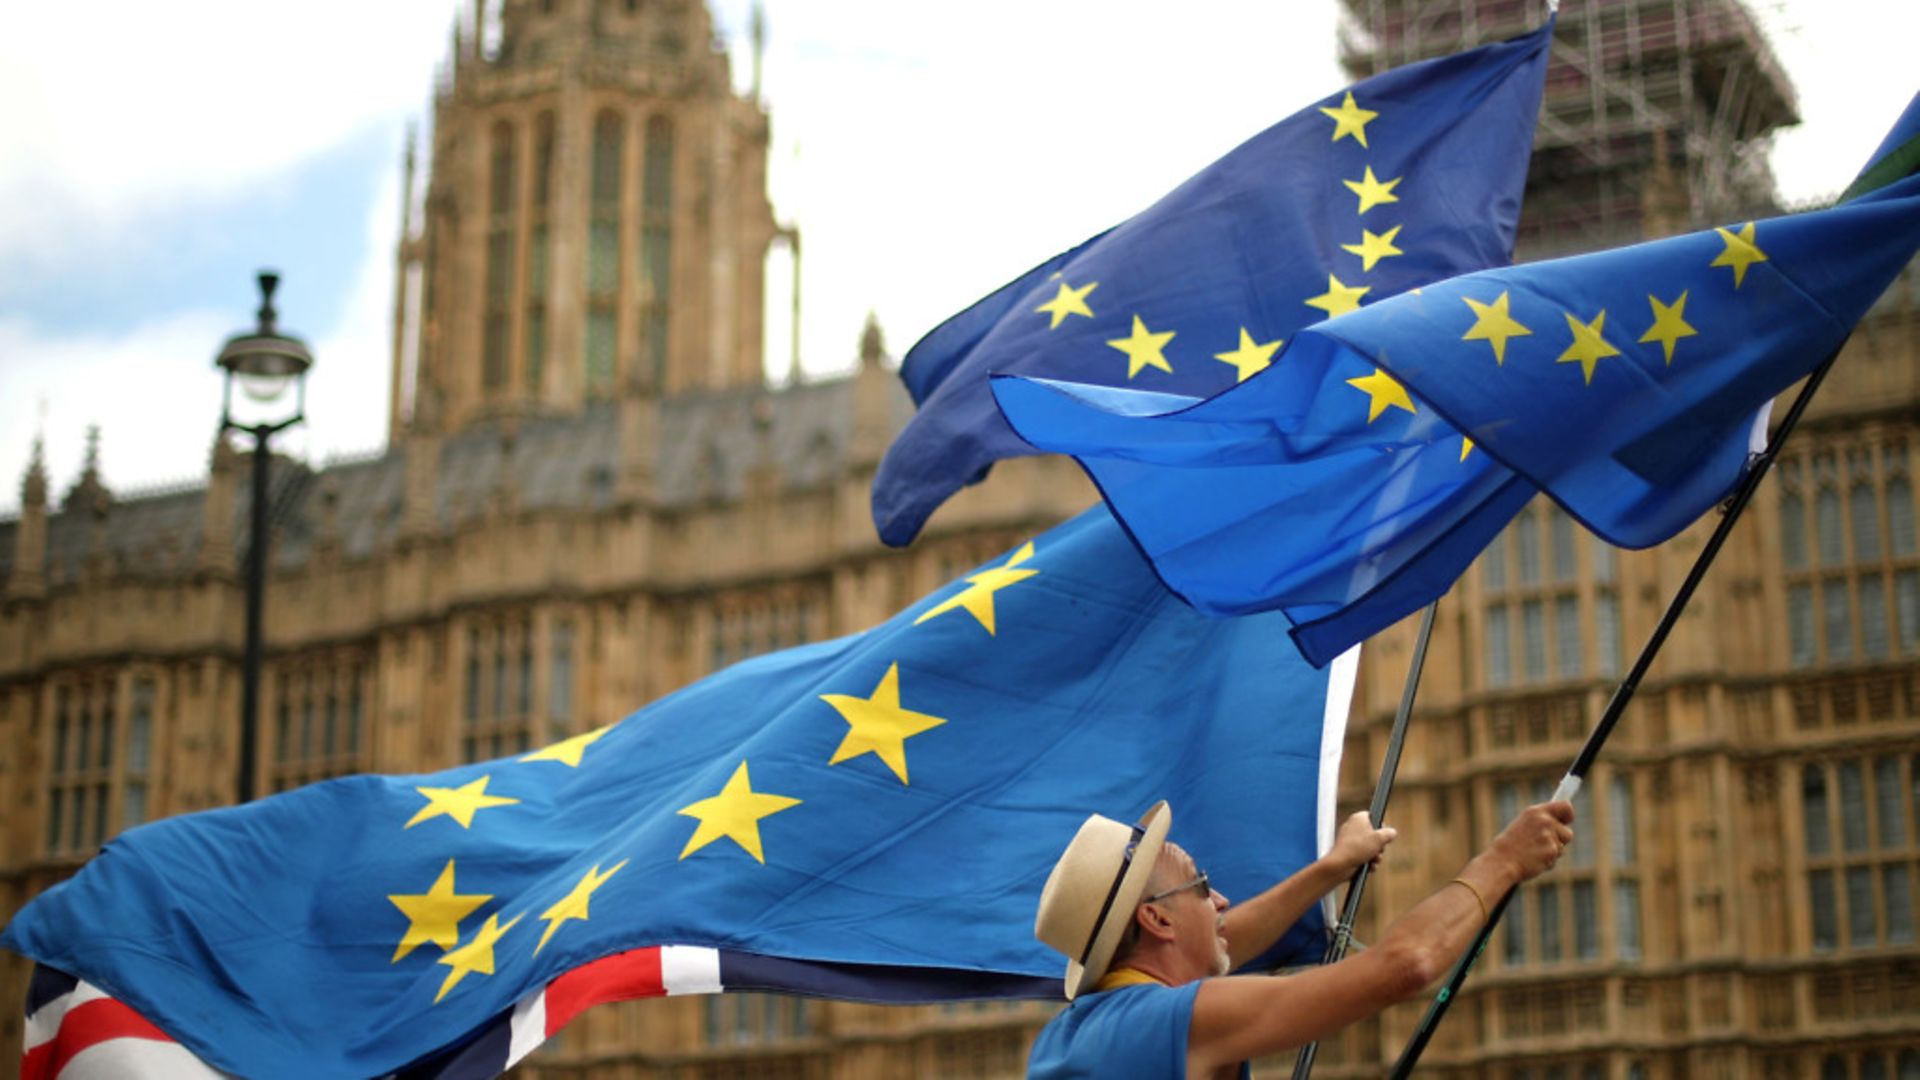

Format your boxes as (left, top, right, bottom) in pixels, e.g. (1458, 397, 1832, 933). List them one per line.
(0, 0, 1913, 515)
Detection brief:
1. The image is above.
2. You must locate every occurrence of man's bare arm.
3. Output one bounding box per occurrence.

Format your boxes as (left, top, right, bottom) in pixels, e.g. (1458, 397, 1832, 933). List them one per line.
(1221, 811, 1395, 969)
(1190, 801, 1574, 1073)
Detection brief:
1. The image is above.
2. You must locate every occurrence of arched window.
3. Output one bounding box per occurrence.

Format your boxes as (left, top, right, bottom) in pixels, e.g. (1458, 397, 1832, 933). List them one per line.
(586, 110, 624, 396)
(1804, 764, 1837, 950)
(1851, 455, 1881, 561)
(1779, 461, 1808, 568)
(525, 112, 554, 394)
(484, 121, 517, 392)
(640, 115, 675, 389)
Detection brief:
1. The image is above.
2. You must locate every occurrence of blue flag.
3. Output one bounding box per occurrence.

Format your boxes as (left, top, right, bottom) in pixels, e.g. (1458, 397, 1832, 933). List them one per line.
(870, 19, 1554, 547)
(2, 508, 1351, 1078)
(993, 104, 1920, 667)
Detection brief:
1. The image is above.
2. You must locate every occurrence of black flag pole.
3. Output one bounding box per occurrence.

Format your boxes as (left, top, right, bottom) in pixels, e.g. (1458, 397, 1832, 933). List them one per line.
(1387, 345, 1845, 1078)
(1290, 601, 1438, 1080)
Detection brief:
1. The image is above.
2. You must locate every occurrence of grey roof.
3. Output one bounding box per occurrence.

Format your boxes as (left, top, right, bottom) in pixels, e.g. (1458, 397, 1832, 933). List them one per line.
(0, 371, 913, 589)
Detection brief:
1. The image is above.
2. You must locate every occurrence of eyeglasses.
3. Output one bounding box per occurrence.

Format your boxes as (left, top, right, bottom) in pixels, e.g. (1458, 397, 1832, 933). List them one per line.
(1142, 871, 1210, 906)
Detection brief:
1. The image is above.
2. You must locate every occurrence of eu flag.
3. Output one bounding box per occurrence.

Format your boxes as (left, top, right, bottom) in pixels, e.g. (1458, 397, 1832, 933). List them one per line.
(869, 18, 1554, 547)
(3, 508, 1352, 1078)
(992, 102, 1920, 667)
(1331, 169, 1920, 549)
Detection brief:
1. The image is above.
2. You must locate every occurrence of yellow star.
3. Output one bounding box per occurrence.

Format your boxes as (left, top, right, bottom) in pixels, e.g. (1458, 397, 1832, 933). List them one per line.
(388, 860, 492, 963)
(1305, 275, 1371, 320)
(1341, 225, 1404, 272)
(1556, 310, 1623, 385)
(1346, 368, 1417, 423)
(1034, 280, 1098, 329)
(520, 725, 613, 768)
(434, 912, 522, 1003)
(405, 775, 521, 830)
(534, 860, 628, 955)
(1319, 91, 1379, 148)
(1638, 291, 1698, 365)
(1105, 315, 1176, 378)
(1214, 328, 1285, 382)
(913, 541, 1038, 635)
(1710, 222, 1768, 288)
(1460, 291, 1533, 365)
(819, 663, 949, 785)
(1343, 166, 1403, 214)
(676, 761, 802, 864)
(1460, 437, 1475, 462)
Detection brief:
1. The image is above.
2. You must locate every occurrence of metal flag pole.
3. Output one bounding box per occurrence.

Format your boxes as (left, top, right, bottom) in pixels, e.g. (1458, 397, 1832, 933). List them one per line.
(1387, 345, 1845, 1078)
(1290, 600, 1439, 1080)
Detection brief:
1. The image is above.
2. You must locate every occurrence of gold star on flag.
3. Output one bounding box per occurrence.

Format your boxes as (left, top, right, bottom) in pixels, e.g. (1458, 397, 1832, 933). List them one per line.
(1638, 291, 1698, 364)
(535, 860, 628, 955)
(1710, 222, 1768, 288)
(434, 913, 522, 1003)
(1460, 437, 1475, 463)
(820, 662, 949, 785)
(676, 761, 802, 864)
(1105, 315, 1176, 378)
(388, 860, 492, 963)
(405, 775, 521, 830)
(1214, 328, 1284, 382)
(520, 725, 613, 768)
(1305, 274, 1371, 320)
(1341, 225, 1404, 272)
(1319, 91, 1379, 147)
(1034, 280, 1098, 329)
(1460, 291, 1532, 364)
(1346, 368, 1416, 423)
(1343, 166, 1402, 214)
(914, 541, 1038, 635)
(1556, 310, 1623, 385)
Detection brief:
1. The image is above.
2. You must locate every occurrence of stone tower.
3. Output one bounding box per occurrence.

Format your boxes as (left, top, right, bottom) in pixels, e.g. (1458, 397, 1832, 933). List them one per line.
(392, 0, 781, 439)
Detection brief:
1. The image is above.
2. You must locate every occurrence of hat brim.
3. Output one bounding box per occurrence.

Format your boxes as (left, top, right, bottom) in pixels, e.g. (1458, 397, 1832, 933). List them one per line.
(1064, 801, 1170, 999)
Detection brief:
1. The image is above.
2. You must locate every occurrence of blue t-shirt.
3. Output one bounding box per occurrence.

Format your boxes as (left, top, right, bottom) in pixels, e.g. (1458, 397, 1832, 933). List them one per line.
(1027, 981, 1253, 1079)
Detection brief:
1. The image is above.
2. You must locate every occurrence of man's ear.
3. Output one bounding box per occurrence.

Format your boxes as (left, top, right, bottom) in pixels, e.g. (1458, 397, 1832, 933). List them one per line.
(1135, 902, 1176, 942)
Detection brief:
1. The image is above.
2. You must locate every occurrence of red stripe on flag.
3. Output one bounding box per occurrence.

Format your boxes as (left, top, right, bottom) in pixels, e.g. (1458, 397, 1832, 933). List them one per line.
(26, 997, 175, 1080)
(541, 947, 667, 1036)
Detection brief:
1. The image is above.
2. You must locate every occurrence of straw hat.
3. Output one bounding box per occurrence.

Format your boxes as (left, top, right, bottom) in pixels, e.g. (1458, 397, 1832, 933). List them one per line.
(1033, 801, 1171, 999)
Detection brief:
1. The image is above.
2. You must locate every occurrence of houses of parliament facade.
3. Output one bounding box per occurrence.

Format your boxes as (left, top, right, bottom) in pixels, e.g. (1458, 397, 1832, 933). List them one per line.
(2, 0, 1915, 1076)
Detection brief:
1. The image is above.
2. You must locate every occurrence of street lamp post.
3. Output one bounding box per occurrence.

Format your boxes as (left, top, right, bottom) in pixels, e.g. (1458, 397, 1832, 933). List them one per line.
(215, 271, 313, 804)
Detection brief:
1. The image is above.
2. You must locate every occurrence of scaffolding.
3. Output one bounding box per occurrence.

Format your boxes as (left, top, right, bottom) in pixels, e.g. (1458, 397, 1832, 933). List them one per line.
(1338, 0, 1801, 256)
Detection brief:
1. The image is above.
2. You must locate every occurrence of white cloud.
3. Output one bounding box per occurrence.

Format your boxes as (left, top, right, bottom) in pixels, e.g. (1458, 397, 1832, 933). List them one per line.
(0, 1, 460, 272)
(0, 309, 234, 508)
(1762, 0, 1920, 203)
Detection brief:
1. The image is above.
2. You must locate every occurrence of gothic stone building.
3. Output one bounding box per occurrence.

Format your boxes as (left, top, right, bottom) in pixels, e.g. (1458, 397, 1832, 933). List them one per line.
(3, 1, 1917, 1077)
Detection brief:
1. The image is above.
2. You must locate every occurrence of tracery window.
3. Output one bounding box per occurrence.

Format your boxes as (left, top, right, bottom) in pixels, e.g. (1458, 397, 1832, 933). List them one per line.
(45, 675, 120, 855)
(708, 592, 819, 674)
(1778, 443, 1920, 668)
(461, 616, 539, 762)
(1475, 499, 1621, 689)
(586, 109, 623, 396)
(270, 658, 368, 791)
(639, 115, 674, 389)
(1802, 754, 1918, 950)
(484, 120, 517, 392)
(1495, 772, 1639, 968)
(524, 111, 554, 394)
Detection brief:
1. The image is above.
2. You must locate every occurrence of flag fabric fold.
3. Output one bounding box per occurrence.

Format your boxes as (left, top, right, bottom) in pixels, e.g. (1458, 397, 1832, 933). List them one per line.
(993, 104, 1920, 667)
(5, 507, 1353, 1079)
(869, 18, 1555, 547)
(1314, 171, 1920, 548)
